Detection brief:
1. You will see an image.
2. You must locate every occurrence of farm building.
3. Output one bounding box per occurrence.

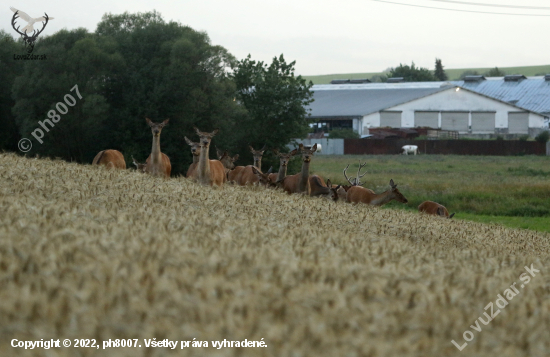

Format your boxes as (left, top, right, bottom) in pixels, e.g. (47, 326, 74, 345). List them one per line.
(308, 76, 550, 138)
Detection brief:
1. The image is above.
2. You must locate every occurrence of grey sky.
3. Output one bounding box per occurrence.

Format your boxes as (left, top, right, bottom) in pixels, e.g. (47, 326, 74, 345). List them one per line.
(2, 0, 549, 75)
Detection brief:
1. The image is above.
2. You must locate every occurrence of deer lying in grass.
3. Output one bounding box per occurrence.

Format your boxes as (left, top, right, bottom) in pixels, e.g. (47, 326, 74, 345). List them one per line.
(92, 150, 126, 169)
(131, 156, 146, 173)
(310, 176, 344, 201)
(251, 166, 275, 187)
(418, 201, 455, 218)
(235, 145, 267, 186)
(184, 137, 201, 178)
(145, 118, 171, 178)
(268, 148, 298, 185)
(280, 144, 317, 195)
(193, 127, 226, 187)
(343, 163, 408, 206)
(216, 147, 239, 175)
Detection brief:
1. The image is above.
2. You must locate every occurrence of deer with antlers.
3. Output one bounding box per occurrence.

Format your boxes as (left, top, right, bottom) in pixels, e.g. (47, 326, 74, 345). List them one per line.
(418, 201, 455, 218)
(232, 145, 267, 186)
(192, 127, 226, 186)
(268, 148, 298, 186)
(343, 163, 408, 206)
(280, 144, 317, 195)
(144, 118, 171, 178)
(92, 150, 126, 169)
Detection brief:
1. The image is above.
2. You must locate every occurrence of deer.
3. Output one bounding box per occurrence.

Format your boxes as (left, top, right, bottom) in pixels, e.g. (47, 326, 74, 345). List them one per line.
(418, 201, 455, 218)
(216, 147, 239, 174)
(343, 163, 408, 206)
(250, 166, 275, 187)
(144, 118, 171, 178)
(193, 127, 226, 186)
(131, 155, 146, 173)
(184, 137, 202, 178)
(92, 150, 126, 169)
(234, 145, 268, 186)
(268, 148, 298, 186)
(280, 144, 317, 195)
(309, 177, 344, 201)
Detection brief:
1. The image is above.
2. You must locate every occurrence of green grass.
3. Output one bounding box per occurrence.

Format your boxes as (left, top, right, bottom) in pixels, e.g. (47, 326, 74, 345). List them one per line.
(308, 154, 550, 232)
(303, 64, 550, 84)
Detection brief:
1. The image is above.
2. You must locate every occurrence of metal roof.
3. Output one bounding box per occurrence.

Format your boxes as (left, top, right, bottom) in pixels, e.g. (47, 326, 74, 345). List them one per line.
(308, 87, 447, 117)
(309, 76, 550, 117)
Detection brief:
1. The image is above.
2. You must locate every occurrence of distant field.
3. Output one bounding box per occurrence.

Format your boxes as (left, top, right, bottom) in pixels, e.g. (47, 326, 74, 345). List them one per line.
(303, 64, 550, 84)
(1, 153, 550, 356)
(309, 154, 550, 232)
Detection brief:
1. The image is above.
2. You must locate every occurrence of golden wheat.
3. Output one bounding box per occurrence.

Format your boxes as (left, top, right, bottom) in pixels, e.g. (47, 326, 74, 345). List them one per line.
(0, 153, 549, 357)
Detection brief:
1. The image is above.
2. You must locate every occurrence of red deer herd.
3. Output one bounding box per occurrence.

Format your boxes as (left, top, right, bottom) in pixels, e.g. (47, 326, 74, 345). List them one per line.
(92, 120, 454, 217)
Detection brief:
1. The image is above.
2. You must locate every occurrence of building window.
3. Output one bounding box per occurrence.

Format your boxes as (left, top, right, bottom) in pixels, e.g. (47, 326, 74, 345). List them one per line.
(508, 112, 529, 134)
(380, 111, 402, 128)
(471, 112, 496, 133)
(441, 112, 468, 132)
(414, 111, 438, 128)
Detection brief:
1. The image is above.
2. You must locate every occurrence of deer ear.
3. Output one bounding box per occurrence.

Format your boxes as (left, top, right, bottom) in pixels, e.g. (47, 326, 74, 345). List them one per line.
(311, 143, 318, 152)
(326, 179, 331, 187)
(449, 213, 455, 219)
(184, 136, 194, 146)
(211, 128, 219, 136)
(193, 126, 201, 135)
(249, 145, 255, 152)
(267, 166, 273, 174)
(389, 179, 396, 188)
(146, 118, 153, 126)
(290, 149, 298, 156)
(251, 166, 260, 175)
(162, 119, 169, 126)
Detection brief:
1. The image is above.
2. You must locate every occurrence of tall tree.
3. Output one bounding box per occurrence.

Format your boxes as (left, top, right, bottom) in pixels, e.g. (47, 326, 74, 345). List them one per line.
(232, 54, 314, 169)
(434, 58, 448, 81)
(484, 67, 506, 77)
(388, 62, 435, 82)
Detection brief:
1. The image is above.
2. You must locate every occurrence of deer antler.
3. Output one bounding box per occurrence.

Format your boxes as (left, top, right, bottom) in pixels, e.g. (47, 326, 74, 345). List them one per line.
(343, 164, 356, 186)
(355, 162, 367, 186)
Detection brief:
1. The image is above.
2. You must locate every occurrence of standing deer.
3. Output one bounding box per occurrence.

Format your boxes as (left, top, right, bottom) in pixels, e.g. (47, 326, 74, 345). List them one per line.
(280, 144, 317, 195)
(132, 156, 146, 173)
(193, 127, 226, 186)
(184, 137, 202, 178)
(418, 201, 455, 218)
(268, 148, 298, 185)
(145, 118, 171, 178)
(92, 150, 126, 169)
(235, 145, 267, 186)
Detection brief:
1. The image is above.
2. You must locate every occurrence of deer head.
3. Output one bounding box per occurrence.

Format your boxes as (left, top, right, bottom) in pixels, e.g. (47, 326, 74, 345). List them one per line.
(217, 148, 239, 171)
(131, 156, 147, 173)
(185, 136, 201, 158)
(251, 166, 274, 187)
(273, 148, 298, 167)
(343, 162, 367, 186)
(389, 179, 408, 203)
(249, 144, 266, 168)
(146, 118, 169, 137)
(298, 143, 317, 163)
(12, 11, 49, 53)
(194, 127, 219, 148)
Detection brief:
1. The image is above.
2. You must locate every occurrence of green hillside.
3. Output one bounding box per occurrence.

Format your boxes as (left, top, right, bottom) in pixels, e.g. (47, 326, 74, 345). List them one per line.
(303, 64, 550, 84)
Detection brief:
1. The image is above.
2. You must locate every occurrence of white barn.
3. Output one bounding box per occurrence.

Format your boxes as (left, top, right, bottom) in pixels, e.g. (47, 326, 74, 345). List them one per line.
(308, 76, 550, 138)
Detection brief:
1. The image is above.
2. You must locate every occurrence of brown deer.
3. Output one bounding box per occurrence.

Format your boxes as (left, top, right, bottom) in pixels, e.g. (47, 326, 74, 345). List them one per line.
(92, 149, 126, 169)
(144, 118, 171, 178)
(251, 166, 275, 187)
(418, 201, 455, 218)
(235, 145, 267, 186)
(216, 147, 239, 174)
(280, 144, 317, 195)
(268, 148, 298, 185)
(131, 155, 146, 173)
(184, 137, 201, 178)
(346, 179, 408, 206)
(193, 127, 226, 186)
(310, 177, 343, 201)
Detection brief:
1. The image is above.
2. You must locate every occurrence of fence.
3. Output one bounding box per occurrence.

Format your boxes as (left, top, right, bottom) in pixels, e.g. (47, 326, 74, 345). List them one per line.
(344, 139, 546, 156)
(290, 138, 344, 155)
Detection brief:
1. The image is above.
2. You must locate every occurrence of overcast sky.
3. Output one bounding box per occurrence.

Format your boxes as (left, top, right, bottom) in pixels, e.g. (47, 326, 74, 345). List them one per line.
(2, 1, 549, 75)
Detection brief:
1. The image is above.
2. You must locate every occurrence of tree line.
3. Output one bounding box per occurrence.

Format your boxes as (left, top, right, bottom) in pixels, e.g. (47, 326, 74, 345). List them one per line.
(0, 11, 313, 175)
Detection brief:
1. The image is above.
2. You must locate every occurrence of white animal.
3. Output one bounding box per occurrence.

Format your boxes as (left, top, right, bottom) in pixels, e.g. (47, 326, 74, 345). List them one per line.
(402, 145, 418, 155)
(10, 7, 54, 34)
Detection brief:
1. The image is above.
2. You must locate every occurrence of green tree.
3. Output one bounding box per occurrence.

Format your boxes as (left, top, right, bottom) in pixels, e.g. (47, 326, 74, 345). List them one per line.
(434, 58, 448, 81)
(388, 62, 435, 82)
(232, 54, 314, 169)
(459, 70, 480, 80)
(328, 128, 359, 139)
(484, 67, 505, 77)
(0, 30, 23, 151)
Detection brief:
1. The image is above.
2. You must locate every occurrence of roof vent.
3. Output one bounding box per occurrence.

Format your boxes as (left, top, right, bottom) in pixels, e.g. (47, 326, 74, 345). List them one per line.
(387, 77, 404, 83)
(463, 75, 486, 82)
(504, 74, 527, 82)
(349, 79, 371, 84)
(330, 79, 350, 84)
(545, 74, 550, 81)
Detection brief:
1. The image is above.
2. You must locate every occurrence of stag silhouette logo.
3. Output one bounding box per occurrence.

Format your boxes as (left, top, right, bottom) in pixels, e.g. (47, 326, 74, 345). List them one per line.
(10, 7, 53, 53)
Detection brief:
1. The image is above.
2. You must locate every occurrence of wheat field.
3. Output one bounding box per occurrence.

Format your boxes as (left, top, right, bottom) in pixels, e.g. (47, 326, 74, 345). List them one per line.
(0, 153, 549, 357)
